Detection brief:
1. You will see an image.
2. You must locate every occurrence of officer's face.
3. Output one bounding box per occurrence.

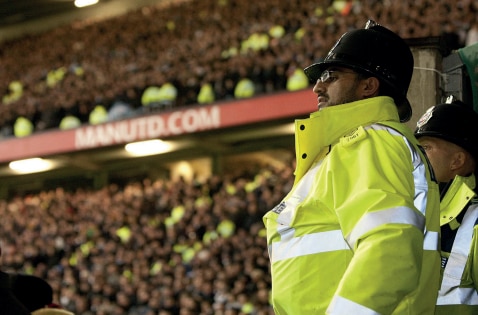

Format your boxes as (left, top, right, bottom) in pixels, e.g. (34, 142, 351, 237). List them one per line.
(418, 136, 463, 183)
(312, 67, 362, 110)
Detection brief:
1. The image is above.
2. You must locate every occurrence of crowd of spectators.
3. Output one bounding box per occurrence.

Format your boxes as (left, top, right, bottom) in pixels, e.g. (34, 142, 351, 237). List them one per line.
(0, 163, 295, 314)
(0, 0, 477, 137)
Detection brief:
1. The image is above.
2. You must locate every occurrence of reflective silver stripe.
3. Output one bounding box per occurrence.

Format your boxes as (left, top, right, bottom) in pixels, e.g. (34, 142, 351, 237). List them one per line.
(408, 142, 429, 216)
(271, 230, 349, 263)
(277, 161, 322, 227)
(369, 124, 428, 216)
(326, 295, 380, 315)
(437, 204, 478, 305)
(424, 230, 439, 251)
(271, 124, 438, 264)
(368, 124, 438, 253)
(346, 206, 425, 249)
(270, 161, 324, 260)
(401, 127, 440, 251)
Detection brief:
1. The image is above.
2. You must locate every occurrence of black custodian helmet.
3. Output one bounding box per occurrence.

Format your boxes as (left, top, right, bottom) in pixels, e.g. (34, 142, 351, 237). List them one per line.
(304, 20, 414, 122)
(415, 101, 478, 163)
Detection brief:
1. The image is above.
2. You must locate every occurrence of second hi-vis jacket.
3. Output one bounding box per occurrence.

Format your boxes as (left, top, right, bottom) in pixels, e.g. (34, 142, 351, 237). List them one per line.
(263, 97, 441, 314)
(436, 174, 478, 315)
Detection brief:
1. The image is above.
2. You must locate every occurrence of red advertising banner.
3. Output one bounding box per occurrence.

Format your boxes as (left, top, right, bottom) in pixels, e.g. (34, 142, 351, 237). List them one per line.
(0, 89, 315, 163)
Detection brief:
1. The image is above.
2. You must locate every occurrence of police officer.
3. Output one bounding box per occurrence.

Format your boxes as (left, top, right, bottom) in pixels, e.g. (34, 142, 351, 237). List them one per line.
(263, 20, 440, 314)
(415, 101, 478, 314)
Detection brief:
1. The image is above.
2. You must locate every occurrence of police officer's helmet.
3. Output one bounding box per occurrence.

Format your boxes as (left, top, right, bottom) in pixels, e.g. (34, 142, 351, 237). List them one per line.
(415, 101, 478, 164)
(304, 20, 413, 122)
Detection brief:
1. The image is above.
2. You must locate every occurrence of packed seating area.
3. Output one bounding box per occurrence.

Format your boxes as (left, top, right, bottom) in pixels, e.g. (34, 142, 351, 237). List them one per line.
(0, 164, 295, 314)
(0, 0, 476, 137)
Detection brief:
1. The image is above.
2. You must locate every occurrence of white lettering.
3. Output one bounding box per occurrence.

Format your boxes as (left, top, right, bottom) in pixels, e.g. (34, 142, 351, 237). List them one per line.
(75, 128, 96, 148)
(133, 118, 148, 140)
(168, 112, 183, 135)
(147, 117, 165, 138)
(75, 106, 221, 149)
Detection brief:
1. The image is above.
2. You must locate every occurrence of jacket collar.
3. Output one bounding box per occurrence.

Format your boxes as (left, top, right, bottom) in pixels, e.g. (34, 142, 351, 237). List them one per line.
(293, 96, 400, 181)
(440, 174, 477, 228)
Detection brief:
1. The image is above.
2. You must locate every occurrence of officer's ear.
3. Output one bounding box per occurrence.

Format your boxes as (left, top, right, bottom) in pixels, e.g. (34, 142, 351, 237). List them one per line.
(450, 150, 469, 171)
(450, 150, 475, 176)
(360, 76, 380, 98)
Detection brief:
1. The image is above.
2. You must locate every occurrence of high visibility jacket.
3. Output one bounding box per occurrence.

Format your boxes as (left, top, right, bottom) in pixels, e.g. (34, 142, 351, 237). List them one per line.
(263, 96, 440, 314)
(269, 25, 285, 38)
(158, 82, 178, 103)
(142, 83, 178, 110)
(13, 116, 33, 137)
(141, 86, 162, 106)
(234, 78, 255, 99)
(59, 115, 81, 130)
(89, 105, 108, 125)
(286, 69, 309, 91)
(436, 174, 478, 315)
(197, 83, 215, 104)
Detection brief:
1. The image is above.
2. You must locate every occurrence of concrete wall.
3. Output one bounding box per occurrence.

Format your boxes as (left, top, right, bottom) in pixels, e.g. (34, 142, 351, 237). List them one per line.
(405, 47, 445, 131)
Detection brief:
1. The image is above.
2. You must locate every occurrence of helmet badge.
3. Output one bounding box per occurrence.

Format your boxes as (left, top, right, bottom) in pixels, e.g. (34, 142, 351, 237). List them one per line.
(416, 107, 434, 129)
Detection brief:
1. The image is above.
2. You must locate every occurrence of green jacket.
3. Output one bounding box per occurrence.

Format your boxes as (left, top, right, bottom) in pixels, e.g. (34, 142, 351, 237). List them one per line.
(436, 174, 478, 314)
(264, 97, 441, 314)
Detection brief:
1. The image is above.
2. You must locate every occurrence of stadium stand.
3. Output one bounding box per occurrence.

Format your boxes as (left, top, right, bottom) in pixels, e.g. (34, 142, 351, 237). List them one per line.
(0, 0, 476, 137)
(0, 165, 293, 314)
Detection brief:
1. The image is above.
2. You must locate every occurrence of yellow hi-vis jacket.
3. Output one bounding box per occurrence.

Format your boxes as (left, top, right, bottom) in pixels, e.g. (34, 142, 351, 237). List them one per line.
(436, 174, 478, 315)
(263, 96, 441, 314)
